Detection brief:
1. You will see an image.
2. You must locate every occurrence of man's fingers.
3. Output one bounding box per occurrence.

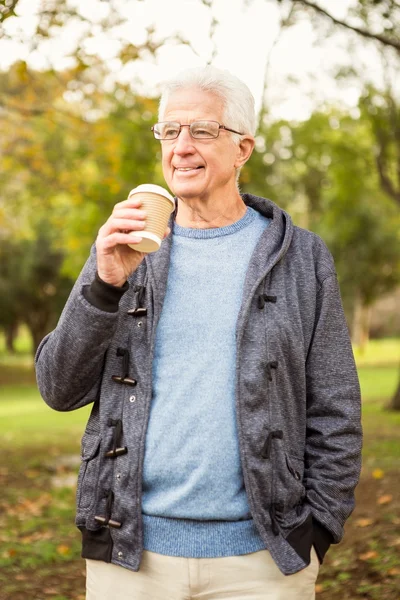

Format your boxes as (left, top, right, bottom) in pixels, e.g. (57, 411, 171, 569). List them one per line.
(99, 218, 146, 239)
(113, 197, 144, 211)
(101, 231, 143, 251)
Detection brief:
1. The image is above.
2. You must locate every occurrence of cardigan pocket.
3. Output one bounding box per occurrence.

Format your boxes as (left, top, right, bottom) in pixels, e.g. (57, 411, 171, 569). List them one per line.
(77, 432, 101, 510)
(273, 448, 306, 514)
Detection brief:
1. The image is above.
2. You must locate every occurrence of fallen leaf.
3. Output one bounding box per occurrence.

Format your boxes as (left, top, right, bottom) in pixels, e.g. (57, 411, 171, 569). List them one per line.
(355, 518, 374, 528)
(377, 494, 393, 505)
(372, 468, 384, 479)
(24, 469, 40, 479)
(315, 584, 324, 593)
(388, 568, 400, 577)
(389, 538, 400, 547)
(359, 551, 378, 561)
(57, 544, 70, 555)
(44, 589, 57, 595)
(6, 493, 52, 518)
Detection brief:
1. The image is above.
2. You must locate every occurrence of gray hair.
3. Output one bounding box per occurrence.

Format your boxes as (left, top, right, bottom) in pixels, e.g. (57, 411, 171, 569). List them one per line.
(158, 65, 256, 144)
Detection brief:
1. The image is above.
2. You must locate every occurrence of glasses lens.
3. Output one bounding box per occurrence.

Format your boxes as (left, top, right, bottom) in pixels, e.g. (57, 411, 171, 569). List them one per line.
(154, 122, 180, 140)
(191, 121, 219, 139)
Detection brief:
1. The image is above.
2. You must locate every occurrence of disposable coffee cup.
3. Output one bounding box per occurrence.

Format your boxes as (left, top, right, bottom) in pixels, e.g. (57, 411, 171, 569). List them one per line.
(127, 184, 175, 253)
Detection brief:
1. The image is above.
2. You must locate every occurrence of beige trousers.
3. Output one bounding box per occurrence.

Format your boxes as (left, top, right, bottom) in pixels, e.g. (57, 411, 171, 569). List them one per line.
(86, 546, 320, 600)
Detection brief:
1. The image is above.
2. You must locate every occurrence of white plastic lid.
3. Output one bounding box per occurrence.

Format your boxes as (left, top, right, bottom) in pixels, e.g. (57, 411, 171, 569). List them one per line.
(129, 184, 175, 207)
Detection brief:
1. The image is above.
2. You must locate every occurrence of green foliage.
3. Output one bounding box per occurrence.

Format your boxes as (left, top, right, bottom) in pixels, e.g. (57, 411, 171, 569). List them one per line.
(0, 220, 75, 352)
(242, 103, 400, 317)
(0, 0, 18, 24)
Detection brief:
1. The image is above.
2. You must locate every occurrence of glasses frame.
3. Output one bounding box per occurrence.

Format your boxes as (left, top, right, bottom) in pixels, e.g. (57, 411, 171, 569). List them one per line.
(151, 120, 245, 140)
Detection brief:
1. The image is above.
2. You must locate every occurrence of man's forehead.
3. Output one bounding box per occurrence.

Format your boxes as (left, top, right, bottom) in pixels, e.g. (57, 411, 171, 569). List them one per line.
(163, 88, 224, 120)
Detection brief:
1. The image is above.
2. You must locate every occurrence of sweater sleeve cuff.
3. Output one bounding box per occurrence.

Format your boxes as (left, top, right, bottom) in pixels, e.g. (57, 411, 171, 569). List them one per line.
(82, 272, 129, 313)
(313, 518, 334, 564)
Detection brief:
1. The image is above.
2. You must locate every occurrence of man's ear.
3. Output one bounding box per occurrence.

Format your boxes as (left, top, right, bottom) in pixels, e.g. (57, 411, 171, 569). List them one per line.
(234, 135, 255, 169)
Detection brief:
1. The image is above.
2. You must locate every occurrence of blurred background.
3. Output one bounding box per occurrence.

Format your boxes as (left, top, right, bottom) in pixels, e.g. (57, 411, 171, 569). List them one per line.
(0, 1, 399, 599)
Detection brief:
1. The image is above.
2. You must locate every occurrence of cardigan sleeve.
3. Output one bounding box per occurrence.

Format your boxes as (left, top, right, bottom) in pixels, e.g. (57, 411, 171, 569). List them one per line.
(304, 273, 363, 544)
(35, 244, 124, 412)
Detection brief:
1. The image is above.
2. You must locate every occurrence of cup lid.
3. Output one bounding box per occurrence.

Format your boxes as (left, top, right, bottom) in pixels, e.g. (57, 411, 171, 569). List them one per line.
(129, 184, 175, 207)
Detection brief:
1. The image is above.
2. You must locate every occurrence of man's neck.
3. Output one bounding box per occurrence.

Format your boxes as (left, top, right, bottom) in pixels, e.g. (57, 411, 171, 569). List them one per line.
(175, 195, 247, 229)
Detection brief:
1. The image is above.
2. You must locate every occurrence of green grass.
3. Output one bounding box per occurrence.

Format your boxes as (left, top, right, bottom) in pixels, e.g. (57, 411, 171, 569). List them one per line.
(0, 325, 32, 357)
(0, 336, 399, 600)
(353, 338, 399, 366)
(358, 365, 398, 400)
(0, 386, 91, 447)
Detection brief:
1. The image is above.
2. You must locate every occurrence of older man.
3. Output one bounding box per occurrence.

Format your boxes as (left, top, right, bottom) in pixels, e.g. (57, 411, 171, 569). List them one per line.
(36, 66, 362, 600)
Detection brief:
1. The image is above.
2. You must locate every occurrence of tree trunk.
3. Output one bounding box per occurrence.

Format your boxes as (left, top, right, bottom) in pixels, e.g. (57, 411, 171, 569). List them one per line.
(388, 366, 400, 411)
(351, 293, 371, 351)
(25, 312, 51, 356)
(4, 322, 18, 353)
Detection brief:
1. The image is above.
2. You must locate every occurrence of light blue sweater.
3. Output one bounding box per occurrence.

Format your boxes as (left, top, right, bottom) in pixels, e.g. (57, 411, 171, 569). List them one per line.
(142, 206, 271, 557)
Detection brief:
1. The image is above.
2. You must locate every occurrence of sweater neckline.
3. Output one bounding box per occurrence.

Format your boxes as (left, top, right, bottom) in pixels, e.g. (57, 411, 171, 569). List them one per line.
(173, 207, 256, 239)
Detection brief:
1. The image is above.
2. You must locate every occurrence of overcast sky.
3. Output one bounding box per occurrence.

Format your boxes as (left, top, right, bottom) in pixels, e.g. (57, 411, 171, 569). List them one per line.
(0, 0, 387, 121)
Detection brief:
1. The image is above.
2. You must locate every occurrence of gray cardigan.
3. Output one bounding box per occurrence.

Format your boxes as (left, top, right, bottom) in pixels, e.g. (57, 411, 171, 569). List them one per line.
(35, 194, 362, 576)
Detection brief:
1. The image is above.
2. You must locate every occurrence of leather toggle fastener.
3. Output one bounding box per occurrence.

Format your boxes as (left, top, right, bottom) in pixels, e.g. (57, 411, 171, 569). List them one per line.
(111, 348, 137, 386)
(258, 294, 277, 309)
(105, 419, 127, 459)
(111, 375, 137, 386)
(261, 430, 283, 459)
(94, 515, 122, 528)
(104, 447, 127, 458)
(266, 360, 278, 381)
(127, 285, 147, 317)
(95, 490, 122, 529)
(127, 307, 147, 317)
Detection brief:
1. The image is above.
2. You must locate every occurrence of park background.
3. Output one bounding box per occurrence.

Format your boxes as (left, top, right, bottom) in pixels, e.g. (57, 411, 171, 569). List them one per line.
(0, 0, 399, 598)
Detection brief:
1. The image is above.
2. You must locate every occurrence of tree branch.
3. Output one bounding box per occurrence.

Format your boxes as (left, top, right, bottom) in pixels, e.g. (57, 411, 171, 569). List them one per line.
(0, 0, 19, 24)
(376, 150, 400, 207)
(293, 0, 400, 53)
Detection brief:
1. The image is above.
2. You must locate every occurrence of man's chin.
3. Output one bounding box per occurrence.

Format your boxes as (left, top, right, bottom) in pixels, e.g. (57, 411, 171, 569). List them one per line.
(172, 186, 204, 202)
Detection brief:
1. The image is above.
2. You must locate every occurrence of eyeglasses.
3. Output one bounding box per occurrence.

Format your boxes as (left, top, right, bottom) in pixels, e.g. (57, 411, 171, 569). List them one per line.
(151, 120, 244, 140)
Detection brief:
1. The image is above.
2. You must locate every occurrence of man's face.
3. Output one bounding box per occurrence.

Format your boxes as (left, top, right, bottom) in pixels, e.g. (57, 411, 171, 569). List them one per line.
(160, 88, 242, 204)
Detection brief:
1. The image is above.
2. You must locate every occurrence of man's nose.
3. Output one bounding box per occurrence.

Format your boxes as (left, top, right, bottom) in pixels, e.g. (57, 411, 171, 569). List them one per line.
(173, 126, 195, 154)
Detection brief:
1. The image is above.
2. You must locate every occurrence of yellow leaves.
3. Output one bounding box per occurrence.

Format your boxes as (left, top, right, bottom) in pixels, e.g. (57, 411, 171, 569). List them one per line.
(24, 469, 40, 479)
(119, 43, 140, 64)
(56, 544, 71, 556)
(20, 531, 52, 544)
(377, 494, 393, 505)
(388, 568, 400, 577)
(315, 584, 324, 594)
(389, 537, 400, 547)
(355, 518, 374, 528)
(15, 60, 28, 83)
(67, 238, 81, 251)
(358, 550, 378, 561)
(372, 468, 385, 479)
(6, 493, 52, 518)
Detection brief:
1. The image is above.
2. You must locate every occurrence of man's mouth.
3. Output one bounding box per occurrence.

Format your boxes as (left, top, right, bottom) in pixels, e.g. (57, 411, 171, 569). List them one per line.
(174, 166, 204, 172)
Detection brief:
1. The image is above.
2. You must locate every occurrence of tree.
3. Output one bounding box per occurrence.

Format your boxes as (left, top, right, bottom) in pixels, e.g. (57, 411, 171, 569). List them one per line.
(0, 222, 74, 353)
(0, 0, 19, 24)
(290, 0, 400, 53)
(241, 106, 400, 344)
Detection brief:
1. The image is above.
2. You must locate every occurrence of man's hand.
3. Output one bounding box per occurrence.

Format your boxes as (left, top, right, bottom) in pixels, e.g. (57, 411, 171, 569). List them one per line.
(96, 196, 170, 287)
